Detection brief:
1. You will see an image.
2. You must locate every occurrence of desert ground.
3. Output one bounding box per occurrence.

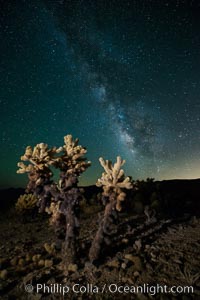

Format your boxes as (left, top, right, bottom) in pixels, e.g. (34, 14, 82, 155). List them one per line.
(0, 181, 199, 299)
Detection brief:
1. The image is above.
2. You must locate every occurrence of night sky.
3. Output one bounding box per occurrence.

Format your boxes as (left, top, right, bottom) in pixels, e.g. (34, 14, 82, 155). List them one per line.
(1, 0, 200, 188)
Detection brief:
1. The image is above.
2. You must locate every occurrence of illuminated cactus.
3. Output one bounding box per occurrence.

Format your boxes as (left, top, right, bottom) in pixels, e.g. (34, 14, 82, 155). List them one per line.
(17, 134, 91, 265)
(89, 156, 133, 263)
(17, 143, 59, 212)
(49, 135, 91, 263)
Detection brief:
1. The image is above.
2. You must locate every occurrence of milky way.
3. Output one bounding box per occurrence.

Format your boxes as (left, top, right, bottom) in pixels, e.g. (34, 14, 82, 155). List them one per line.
(1, 0, 200, 187)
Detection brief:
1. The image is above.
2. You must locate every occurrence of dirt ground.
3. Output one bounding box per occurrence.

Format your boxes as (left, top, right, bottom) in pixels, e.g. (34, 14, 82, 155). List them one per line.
(0, 202, 199, 300)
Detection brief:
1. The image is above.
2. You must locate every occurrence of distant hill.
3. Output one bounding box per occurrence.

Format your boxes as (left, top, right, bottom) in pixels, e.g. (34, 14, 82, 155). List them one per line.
(0, 188, 24, 211)
(0, 179, 199, 216)
(157, 178, 200, 216)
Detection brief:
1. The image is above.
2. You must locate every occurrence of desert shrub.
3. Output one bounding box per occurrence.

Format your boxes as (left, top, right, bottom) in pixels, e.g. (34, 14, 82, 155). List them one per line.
(15, 193, 38, 213)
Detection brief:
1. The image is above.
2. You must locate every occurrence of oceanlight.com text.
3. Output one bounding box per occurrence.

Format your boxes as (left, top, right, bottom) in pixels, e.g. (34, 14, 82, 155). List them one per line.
(25, 282, 194, 296)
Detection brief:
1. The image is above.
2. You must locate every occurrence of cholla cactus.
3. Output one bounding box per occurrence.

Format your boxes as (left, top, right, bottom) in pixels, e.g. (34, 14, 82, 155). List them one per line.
(17, 143, 59, 190)
(53, 135, 91, 190)
(15, 194, 38, 213)
(60, 135, 91, 174)
(45, 201, 63, 229)
(49, 135, 91, 263)
(89, 156, 133, 263)
(17, 143, 58, 173)
(17, 134, 91, 265)
(17, 143, 59, 215)
(96, 156, 132, 211)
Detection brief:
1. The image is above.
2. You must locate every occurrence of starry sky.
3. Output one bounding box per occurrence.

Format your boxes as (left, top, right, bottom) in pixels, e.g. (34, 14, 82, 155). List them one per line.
(1, 0, 200, 188)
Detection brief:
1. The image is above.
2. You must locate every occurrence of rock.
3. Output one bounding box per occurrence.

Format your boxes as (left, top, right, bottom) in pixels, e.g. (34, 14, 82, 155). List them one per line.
(107, 259, 120, 268)
(38, 260, 45, 267)
(25, 253, 32, 262)
(121, 262, 127, 269)
(134, 239, 142, 252)
(84, 261, 97, 275)
(68, 263, 78, 273)
(44, 259, 53, 268)
(121, 276, 134, 284)
(124, 253, 134, 261)
(0, 270, 8, 280)
(10, 257, 18, 266)
(18, 258, 25, 267)
(121, 276, 129, 283)
(14, 246, 21, 252)
(133, 271, 140, 277)
(121, 238, 129, 244)
(32, 254, 41, 262)
(124, 254, 143, 271)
